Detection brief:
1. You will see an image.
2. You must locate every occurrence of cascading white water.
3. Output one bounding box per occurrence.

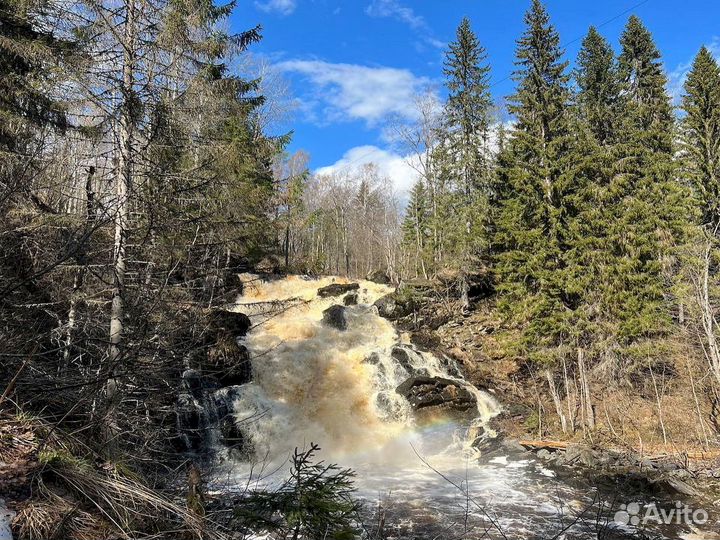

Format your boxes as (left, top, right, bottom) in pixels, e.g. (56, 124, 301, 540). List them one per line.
(226, 274, 499, 471)
(216, 275, 707, 539)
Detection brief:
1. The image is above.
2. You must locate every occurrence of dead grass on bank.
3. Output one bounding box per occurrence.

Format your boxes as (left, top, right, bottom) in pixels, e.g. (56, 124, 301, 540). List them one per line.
(1, 411, 226, 540)
(435, 301, 720, 459)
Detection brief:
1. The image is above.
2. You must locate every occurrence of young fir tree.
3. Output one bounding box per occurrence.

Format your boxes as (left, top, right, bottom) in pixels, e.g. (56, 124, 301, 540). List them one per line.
(402, 179, 430, 278)
(681, 46, 720, 226)
(434, 17, 493, 307)
(494, 0, 578, 362)
(0, 0, 71, 178)
(600, 15, 694, 340)
(575, 26, 621, 144)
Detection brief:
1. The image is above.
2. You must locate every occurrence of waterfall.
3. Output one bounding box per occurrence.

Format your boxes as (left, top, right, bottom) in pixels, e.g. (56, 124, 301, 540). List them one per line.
(222, 274, 499, 472)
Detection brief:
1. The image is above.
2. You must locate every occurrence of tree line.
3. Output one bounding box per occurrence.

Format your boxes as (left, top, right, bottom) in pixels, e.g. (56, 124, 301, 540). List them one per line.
(394, 1, 720, 434)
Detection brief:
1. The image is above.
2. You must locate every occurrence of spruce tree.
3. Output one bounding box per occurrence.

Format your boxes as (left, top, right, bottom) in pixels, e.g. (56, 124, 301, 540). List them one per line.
(0, 0, 70, 177)
(618, 15, 674, 150)
(435, 17, 493, 307)
(567, 27, 623, 347)
(440, 17, 493, 197)
(402, 179, 430, 278)
(575, 26, 620, 144)
(494, 0, 577, 362)
(602, 16, 694, 339)
(681, 46, 720, 225)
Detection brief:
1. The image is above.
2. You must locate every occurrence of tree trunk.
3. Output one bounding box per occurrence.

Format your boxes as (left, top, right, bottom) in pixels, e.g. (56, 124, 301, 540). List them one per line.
(577, 348, 595, 430)
(108, 0, 137, 391)
(546, 369, 568, 434)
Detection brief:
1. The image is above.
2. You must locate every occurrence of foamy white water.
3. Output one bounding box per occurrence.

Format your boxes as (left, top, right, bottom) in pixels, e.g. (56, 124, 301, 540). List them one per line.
(211, 274, 712, 539)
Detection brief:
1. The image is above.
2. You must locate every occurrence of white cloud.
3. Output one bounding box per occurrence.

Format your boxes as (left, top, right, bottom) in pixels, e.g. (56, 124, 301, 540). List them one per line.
(668, 37, 720, 103)
(366, 0, 425, 30)
(277, 60, 433, 126)
(315, 145, 420, 200)
(255, 0, 296, 15)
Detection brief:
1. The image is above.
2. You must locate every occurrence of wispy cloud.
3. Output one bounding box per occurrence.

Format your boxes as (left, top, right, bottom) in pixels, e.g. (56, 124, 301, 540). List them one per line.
(366, 0, 425, 30)
(255, 0, 296, 16)
(668, 37, 720, 103)
(276, 60, 433, 126)
(365, 0, 445, 49)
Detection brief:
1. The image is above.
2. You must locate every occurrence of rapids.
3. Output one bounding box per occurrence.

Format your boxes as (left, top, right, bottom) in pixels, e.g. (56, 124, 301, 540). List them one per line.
(213, 274, 716, 539)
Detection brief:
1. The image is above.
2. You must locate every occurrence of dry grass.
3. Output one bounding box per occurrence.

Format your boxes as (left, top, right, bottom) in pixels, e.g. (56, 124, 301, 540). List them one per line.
(1, 412, 228, 540)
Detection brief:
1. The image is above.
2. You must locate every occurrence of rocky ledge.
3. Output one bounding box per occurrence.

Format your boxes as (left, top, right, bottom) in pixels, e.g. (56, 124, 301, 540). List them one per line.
(396, 375, 477, 414)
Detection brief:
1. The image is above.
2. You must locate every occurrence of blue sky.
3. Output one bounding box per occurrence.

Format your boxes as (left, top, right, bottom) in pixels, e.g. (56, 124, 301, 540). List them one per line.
(232, 0, 720, 197)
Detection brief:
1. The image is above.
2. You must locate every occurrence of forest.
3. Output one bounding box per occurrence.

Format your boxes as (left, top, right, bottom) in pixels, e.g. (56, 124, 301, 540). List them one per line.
(2, 0, 720, 539)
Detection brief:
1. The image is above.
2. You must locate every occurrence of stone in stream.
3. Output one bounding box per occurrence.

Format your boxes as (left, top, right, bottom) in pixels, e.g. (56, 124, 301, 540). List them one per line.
(391, 345, 430, 376)
(366, 269, 390, 284)
(206, 338, 252, 386)
(396, 375, 476, 413)
(343, 291, 359, 305)
(322, 305, 348, 330)
(317, 282, 360, 298)
(208, 310, 251, 338)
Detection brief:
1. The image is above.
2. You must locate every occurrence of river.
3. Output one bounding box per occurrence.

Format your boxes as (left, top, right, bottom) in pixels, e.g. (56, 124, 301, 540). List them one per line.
(210, 274, 717, 539)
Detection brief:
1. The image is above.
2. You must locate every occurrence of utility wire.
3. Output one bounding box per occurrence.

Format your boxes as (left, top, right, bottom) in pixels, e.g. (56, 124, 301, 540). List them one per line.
(321, 0, 653, 174)
(490, 0, 653, 89)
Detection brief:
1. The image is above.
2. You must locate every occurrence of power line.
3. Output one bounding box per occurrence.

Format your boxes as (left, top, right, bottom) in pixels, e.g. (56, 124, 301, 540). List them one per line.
(319, 0, 653, 175)
(490, 0, 653, 89)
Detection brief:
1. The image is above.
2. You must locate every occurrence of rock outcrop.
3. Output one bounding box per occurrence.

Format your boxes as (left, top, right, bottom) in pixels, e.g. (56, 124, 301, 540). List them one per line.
(317, 282, 360, 298)
(322, 305, 348, 330)
(396, 376, 476, 414)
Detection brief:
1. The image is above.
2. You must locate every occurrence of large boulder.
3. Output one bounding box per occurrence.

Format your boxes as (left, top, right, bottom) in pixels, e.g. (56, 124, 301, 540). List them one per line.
(208, 310, 251, 338)
(396, 376, 476, 414)
(322, 305, 348, 330)
(374, 294, 406, 320)
(366, 269, 390, 284)
(318, 282, 360, 298)
(206, 338, 252, 386)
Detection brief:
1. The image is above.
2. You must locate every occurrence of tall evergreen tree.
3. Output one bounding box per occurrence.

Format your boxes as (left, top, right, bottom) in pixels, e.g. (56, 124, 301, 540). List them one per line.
(575, 26, 621, 144)
(435, 17, 493, 307)
(618, 15, 674, 150)
(567, 27, 623, 347)
(439, 17, 493, 196)
(0, 0, 71, 203)
(601, 16, 694, 339)
(494, 0, 577, 362)
(402, 179, 430, 278)
(681, 46, 720, 225)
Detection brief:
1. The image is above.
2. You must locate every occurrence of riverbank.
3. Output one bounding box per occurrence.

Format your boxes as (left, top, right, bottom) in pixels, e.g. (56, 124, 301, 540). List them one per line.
(371, 275, 720, 505)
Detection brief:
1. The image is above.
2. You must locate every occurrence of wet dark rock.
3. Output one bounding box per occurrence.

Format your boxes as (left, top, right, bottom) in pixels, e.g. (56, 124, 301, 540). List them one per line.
(318, 282, 360, 298)
(390, 346, 429, 376)
(363, 352, 381, 365)
(181, 369, 209, 398)
(343, 291, 359, 306)
(176, 392, 203, 451)
(322, 305, 348, 330)
(396, 376, 476, 413)
(206, 339, 252, 386)
(374, 293, 415, 320)
(391, 346, 414, 372)
(209, 310, 251, 338)
(366, 269, 390, 284)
